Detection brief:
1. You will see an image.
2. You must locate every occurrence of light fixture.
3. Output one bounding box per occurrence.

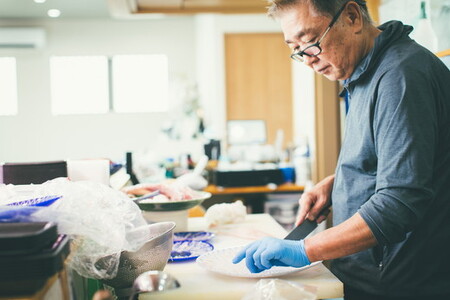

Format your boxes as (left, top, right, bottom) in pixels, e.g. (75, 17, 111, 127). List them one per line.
(34, 0, 46, 3)
(47, 9, 61, 18)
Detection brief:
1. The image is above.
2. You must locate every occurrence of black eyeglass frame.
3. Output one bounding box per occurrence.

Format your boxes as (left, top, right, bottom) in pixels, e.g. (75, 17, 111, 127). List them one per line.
(290, 3, 348, 62)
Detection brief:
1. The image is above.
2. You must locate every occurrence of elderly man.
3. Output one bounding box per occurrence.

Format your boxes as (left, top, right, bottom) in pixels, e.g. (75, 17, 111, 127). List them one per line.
(233, 1, 450, 299)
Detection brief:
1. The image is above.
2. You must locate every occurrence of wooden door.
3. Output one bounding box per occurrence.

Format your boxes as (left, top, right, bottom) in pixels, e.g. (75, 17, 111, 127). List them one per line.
(225, 33, 293, 147)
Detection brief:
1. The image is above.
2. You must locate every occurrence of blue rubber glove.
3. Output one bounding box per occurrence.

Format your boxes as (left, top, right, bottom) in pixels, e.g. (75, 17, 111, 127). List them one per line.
(232, 237, 311, 273)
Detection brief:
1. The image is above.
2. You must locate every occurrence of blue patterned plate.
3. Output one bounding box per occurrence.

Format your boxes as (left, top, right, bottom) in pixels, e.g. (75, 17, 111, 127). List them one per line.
(7, 195, 62, 207)
(169, 240, 214, 262)
(1, 195, 62, 222)
(173, 231, 215, 242)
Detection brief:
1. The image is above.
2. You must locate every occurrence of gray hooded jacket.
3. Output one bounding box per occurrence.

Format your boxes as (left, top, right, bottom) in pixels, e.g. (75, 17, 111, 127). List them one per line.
(331, 21, 450, 297)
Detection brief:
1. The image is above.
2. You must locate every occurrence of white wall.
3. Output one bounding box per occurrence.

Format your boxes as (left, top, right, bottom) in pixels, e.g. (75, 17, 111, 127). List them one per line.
(380, 0, 450, 52)
(0, 17, 200, 163)
(0, 14, 317, 165)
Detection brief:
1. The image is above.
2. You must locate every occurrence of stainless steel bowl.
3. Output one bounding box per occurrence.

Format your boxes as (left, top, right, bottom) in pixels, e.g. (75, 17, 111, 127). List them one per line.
(101, 222, 176, 290)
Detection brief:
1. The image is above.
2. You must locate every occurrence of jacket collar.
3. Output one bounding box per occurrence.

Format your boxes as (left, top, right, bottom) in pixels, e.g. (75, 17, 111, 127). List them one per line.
(344, 21, 413, 89)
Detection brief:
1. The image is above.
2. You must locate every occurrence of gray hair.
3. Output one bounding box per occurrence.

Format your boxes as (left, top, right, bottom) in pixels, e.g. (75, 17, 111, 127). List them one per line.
(267, 0, 372, 24)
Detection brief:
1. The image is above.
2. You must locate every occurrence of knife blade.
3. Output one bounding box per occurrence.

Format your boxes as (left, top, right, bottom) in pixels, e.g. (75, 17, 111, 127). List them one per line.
(284, 203, 331, 240)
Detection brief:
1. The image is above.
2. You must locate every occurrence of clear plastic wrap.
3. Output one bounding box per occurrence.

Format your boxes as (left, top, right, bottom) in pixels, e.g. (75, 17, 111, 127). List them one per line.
(242, 279, 317, 300)
(0, 178, 148, 280)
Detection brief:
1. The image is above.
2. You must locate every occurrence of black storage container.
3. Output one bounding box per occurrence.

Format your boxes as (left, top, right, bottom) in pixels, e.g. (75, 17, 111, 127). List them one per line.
(0, 160, 67, 185)
(0, 222, 58, 255)
(0, 223, 70, 297)
(211, 169, 284, 187)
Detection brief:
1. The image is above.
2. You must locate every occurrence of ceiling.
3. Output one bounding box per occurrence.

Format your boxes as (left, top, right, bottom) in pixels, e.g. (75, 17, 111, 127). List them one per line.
(0, 0, 268, 20)
(0, 0, 111, 19)
(133, 0, 267, 14)
(108, 0, 267, 19)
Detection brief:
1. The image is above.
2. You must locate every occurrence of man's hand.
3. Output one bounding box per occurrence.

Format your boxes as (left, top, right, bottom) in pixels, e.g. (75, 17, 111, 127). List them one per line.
(232, 237, 311, 273)
(92, 290, 113, 300)
(296, 175, 335, 226)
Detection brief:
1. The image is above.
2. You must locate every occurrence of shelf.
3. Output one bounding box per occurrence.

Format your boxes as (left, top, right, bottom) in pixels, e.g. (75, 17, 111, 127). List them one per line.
(436, 49, 450, 57)
(204, 183, 304, 195)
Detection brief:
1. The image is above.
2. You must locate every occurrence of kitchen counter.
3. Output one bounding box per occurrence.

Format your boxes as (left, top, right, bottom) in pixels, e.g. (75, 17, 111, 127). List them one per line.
(142, 214, 343, 300)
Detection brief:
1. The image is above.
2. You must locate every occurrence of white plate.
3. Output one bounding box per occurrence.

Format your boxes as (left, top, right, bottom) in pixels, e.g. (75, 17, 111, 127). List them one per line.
(196, 246, 321, 278)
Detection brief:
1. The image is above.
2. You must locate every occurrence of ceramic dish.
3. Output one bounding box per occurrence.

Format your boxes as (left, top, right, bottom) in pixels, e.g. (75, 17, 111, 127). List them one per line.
(173, 231, 215, 242)
(137, 191, 211, 212)
(196, 246, 321, 278)
(169, 240, 214, 262)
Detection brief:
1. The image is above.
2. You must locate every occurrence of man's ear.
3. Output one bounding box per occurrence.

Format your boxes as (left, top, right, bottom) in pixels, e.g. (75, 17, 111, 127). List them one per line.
(344, 2, 364, 33)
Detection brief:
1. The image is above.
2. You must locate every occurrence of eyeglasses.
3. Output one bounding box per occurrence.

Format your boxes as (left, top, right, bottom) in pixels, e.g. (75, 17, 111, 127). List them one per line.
(290, 4, 347, 63)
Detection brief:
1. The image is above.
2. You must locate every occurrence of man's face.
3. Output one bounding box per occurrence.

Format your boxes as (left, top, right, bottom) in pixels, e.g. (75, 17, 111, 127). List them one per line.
(280, 2, 358, 81)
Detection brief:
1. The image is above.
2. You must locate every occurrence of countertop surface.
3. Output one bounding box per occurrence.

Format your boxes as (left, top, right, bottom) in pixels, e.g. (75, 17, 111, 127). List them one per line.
(141, 214, 343, 300)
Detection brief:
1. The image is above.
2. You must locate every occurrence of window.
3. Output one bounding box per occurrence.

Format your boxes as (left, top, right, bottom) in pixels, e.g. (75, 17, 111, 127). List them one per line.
(112, 55, 169, 113)
(0, 57, 18, 116)
(50, 54, 169, 115)
(50, 56, 109, 115)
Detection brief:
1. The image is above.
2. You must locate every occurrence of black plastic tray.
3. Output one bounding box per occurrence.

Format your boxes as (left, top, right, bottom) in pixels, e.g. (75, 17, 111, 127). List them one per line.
(0, 222, 57, 255)
(0, 234, 70, 281)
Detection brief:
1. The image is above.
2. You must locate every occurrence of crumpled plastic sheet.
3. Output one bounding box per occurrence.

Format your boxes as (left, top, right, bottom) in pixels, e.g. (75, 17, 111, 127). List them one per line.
(0, 178, 148, 280)
(242, 279, 317, 300)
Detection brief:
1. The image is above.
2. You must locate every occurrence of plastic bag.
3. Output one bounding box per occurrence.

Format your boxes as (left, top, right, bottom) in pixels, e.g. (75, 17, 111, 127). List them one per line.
(3, 178, 148, 280)
(242, 279, 317, 300)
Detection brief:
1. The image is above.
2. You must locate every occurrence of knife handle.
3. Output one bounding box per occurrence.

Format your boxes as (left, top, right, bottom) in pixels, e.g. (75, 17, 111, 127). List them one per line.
(299, 202, 332, 223)
(315, 202, 332, 219)
(284, 203, 332, 241)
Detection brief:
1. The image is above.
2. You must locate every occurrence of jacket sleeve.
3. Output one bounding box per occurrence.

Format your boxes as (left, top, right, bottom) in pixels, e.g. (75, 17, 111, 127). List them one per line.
(358, 65, 438, 246)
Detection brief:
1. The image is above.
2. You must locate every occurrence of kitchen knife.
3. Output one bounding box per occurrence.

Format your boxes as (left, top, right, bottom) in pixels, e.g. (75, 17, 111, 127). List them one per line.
(284, 204, 331, 240)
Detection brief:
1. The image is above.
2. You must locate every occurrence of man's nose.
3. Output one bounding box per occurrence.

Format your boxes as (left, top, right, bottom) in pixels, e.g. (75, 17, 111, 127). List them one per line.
(303, 55, 319, 67)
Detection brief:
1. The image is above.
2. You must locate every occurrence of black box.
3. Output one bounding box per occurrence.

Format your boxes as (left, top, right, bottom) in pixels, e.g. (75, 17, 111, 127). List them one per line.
(0, 161, 67, 184)
(211, 169, 284, 187)
(0, 234, 70, 296)
(0, 222, 58, 255)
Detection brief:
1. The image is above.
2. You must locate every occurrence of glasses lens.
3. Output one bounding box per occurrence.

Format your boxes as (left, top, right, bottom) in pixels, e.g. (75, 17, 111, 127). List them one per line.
(291, 53, 304, 62)
(290, 45, 322, 63)
(303, 45, 321, 56)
